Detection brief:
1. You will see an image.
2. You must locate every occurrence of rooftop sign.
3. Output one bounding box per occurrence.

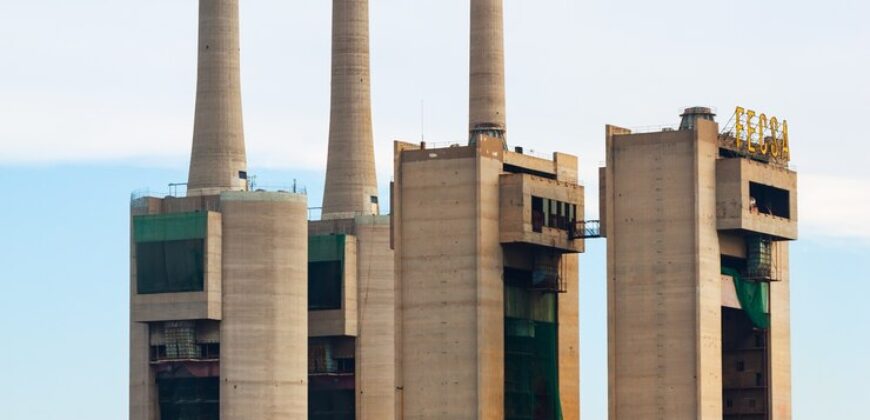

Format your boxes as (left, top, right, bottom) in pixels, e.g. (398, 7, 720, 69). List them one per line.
(722, 106, 790, 164)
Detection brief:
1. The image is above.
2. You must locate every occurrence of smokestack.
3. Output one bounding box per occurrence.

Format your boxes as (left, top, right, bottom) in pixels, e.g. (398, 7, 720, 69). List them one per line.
(322, 0, 379, 219)
(187, 0, 247, 196)
(469, 0, 507, 147)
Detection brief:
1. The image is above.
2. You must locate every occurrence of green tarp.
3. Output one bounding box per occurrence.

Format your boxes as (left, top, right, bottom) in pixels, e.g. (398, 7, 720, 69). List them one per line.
(137, 239, 204, 294)
(505, 285, 563, 420)
(133, 212, 207, 243)
(309, 235, 346, 311)
(723, 267, 770, 329)
(309, 235, 346, 262)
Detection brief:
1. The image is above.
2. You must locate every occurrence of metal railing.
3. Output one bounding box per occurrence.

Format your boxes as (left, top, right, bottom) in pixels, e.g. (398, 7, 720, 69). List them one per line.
(570, 220, 602, 239)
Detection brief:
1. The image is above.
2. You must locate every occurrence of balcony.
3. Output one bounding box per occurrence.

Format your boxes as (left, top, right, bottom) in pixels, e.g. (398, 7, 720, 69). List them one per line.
(131, 211, 223, 322)
(716, 158, 798, 241)
(499, 173, 584, 253)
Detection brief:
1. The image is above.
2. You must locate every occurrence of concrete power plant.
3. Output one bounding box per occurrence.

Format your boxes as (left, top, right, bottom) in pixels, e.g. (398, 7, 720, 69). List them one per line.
(128, 1, 796, 420)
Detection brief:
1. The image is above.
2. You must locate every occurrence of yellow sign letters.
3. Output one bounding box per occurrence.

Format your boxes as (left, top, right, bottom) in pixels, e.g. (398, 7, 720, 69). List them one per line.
(732, 106, 790, 162)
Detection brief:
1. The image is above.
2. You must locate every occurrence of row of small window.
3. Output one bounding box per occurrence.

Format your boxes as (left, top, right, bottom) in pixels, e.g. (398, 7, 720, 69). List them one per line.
(531, 196, 578, 232)
(150, 343, 220, 362)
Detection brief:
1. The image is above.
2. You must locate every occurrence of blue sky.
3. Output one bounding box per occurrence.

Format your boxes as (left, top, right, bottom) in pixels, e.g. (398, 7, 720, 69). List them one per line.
(0, 1, 868, 419)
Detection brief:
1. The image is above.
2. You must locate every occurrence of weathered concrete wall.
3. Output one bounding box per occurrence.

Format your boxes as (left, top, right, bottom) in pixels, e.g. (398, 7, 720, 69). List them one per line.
(129, 321, 157, 420)
(559, 253, 580, 420)
(220, 191, 308, 419)
(605, 120, 723, 419)
(396, 150, 482, 419)
(354, 215, 396, 420)
(770, 243, 792, 419)
(187, 0, 247, 195)
(716, 158, 798, 240)
(394, 138, 580, 418)
(322, 0, 379, 218)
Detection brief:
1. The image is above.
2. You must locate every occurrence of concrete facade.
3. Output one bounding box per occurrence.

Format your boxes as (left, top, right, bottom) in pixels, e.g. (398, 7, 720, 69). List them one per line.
(322, 0, 379, 219)
(392, 136, 583, 419)
(220, 192, 309, 419)
(601, 115, 796, 419)
(187, 0, 247, 196)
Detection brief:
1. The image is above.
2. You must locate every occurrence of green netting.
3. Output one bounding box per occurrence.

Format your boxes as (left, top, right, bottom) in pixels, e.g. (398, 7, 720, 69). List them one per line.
(309, 260, 343, 310)
(309, 235, 346, 310)
(723, 267, 770, 329)
(505, 285, 563, 420)
(134, 212, 207, 243)
(309, 235, 346, 262)
(137, 239, 205, 294)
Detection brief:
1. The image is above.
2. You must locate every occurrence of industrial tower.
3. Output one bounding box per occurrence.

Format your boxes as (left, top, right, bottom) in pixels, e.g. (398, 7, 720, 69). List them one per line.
(392, 0, 583, 418)
(600, 107, 796, 419)
(129, 1, 308, 418)
(307, 1, 396, 419)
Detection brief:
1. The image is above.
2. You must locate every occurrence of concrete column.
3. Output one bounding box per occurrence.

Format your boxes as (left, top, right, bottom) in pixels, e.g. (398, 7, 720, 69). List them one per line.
(322, 0, 379, 219)
(220, 192, 308, 419)
(188, 0, 247, 196)
(469, 0, 506, 135)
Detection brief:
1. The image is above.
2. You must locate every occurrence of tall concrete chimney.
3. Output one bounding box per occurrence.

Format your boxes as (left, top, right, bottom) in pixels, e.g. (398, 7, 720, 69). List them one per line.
(469, 0, 507, 146)
(321, 0, 379, 219)
(187, 0, 247, 196)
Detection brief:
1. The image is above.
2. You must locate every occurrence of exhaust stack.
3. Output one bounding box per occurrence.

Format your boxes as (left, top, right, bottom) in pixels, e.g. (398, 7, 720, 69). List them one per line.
(469, 0, 507, 147)
(321, 0, 379, 219)
(187, 0, 247, 196)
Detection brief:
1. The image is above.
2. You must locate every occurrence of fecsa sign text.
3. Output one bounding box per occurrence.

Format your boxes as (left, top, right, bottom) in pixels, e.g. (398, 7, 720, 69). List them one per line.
(732, 106, 790, 162)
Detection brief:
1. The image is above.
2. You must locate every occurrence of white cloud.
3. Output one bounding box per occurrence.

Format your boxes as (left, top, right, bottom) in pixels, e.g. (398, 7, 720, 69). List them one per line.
(1, 0, 869, 241)
(800, 174, 870, 240)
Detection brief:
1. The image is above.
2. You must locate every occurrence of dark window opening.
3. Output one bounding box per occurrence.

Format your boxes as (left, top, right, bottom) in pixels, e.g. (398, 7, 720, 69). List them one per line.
(722, 307, 770, 419)
(749, 182, 790, 219)
(158, 377, 219, 420)
(533, 196, 578, 232)
(201, 343, 220, 360)
(335, 358, 355, 374)
(309, 389, 355, 420)
(532, 197, 544, 233)
(370, 195, 378, 204)
(238, 171, 248, 180)
(503, 164, 557, 179)
(309, 261, 343, 310)
(137, 239, 205, 294)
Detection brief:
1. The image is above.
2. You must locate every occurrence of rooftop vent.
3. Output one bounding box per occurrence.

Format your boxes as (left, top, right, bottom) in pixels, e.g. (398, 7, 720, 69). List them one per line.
(679, 106, 716, 130)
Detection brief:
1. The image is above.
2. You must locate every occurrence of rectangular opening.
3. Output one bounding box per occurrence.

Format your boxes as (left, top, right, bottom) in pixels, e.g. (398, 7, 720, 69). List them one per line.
(157, 377, 219, 420)
(504, 282, 561, 419)
(309, 337, 355, 420)
(722, 307, 770, 420)
(309, 389, 355, 420)
(136, 239, 205, 294)
(749, 182, 790, 219)
(532, 196, 544, 233)
(308, 261, 343, 310)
